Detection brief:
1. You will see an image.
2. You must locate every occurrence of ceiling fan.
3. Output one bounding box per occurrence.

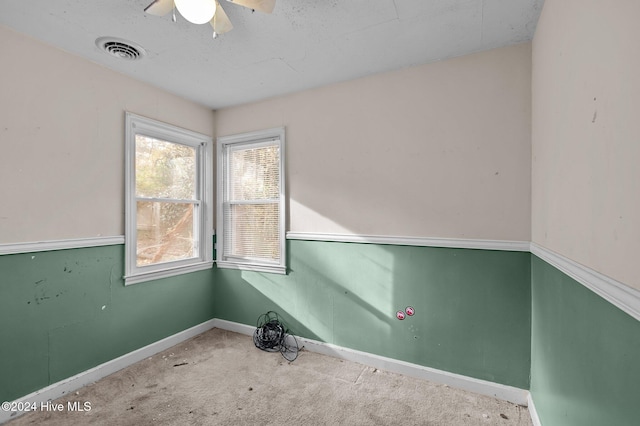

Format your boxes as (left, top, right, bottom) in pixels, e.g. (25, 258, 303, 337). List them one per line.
(144, 0, 276, 38)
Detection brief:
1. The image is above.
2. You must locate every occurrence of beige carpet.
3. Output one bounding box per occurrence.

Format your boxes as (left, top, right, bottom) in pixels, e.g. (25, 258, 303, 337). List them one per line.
(8, 328, 531, 425)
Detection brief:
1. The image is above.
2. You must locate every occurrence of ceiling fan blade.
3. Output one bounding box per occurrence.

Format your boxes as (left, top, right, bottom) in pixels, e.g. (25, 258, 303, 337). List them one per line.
(144, 0, 174, 16)
(226, 0, 275, 14)
(211, 1, 234, 34)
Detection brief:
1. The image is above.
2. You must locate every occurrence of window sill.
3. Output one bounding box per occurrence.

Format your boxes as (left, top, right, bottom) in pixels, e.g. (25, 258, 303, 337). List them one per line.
(216, 261, 286, 275)
(124, 261, 214, 285)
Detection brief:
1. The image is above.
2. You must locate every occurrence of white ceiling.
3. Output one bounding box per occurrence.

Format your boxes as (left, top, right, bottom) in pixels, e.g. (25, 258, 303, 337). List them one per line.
(0, 0, 544, 109)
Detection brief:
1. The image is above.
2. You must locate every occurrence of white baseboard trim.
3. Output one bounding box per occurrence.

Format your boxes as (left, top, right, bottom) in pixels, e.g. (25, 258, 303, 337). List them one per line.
(531, 243, 640, 322)
(211, 318, 530, 406)
(286, 232, 530, 252)
(527, 393, 542, 426)
(0, 236, 125, 256)
(0, 319, 217, 425)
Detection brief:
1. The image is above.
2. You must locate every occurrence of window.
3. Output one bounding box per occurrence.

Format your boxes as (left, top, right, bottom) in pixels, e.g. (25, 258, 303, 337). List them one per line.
(124, 112, 213, 285)
(217, 127, 286, 274)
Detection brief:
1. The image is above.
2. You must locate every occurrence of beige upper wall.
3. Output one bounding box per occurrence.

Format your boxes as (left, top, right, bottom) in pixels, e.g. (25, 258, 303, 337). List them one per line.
(532, 0, 640, 289)
(0, 25, 531, 245)
(0, 26, 214, 244)
(217, 43, 532, 241)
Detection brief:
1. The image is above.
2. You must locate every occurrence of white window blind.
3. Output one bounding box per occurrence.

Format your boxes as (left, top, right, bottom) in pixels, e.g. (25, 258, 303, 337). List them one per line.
(217, 128, 286, 274)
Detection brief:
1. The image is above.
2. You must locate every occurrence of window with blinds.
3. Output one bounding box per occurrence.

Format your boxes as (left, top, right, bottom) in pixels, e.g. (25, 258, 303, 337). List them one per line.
(217, 128, 286, 274)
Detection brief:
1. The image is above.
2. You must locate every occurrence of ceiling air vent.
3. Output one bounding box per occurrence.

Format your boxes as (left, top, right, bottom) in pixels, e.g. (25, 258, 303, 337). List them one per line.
(96, 37, 146, 60)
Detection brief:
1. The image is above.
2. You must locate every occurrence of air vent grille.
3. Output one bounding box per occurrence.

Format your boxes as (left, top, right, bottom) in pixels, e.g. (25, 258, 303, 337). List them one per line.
(96, 37, 146, 61)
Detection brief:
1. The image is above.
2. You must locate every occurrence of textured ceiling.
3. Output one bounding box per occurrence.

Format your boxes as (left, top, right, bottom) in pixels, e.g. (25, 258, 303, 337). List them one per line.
(0, 0, 544, 109)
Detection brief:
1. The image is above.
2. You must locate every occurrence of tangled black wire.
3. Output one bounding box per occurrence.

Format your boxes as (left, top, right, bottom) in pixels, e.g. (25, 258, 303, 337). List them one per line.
(253, 311, 299, 362)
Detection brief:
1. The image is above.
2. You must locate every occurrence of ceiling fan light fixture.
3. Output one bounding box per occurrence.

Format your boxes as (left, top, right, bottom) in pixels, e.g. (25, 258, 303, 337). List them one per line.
(174, 0, 217, 25)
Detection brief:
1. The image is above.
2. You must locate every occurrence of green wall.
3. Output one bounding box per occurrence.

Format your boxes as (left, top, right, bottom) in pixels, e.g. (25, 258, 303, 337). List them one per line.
(214, 239, 532, 389)
(530, 256, 640, 426)
(0, 245, 215, 403)
(8, 238, 638, 426)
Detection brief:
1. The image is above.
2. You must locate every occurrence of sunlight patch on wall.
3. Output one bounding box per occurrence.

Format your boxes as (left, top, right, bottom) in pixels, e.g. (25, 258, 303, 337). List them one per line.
(288, 199, 353, 235)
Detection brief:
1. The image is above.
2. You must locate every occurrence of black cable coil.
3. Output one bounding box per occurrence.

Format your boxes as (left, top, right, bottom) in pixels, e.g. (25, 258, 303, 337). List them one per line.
(253, 311, 299, 362)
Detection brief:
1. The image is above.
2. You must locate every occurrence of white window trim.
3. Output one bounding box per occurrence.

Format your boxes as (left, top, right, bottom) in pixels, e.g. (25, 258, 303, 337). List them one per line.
(124, 112, 214, 285)
(216, 127, 286, 274)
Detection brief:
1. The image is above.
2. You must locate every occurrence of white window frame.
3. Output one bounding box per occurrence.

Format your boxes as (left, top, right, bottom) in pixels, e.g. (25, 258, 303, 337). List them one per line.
(216, 127, 286, 274)
(124, 112, 213, 285)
